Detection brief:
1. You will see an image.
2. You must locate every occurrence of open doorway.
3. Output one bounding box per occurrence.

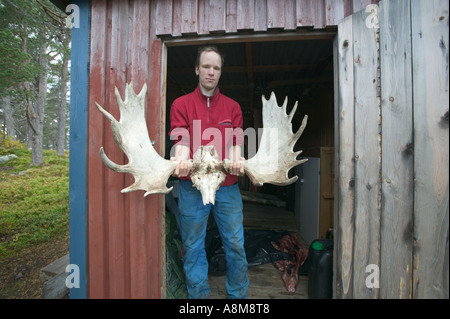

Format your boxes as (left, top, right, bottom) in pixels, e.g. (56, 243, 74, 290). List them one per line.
(164, 37, 335, 298)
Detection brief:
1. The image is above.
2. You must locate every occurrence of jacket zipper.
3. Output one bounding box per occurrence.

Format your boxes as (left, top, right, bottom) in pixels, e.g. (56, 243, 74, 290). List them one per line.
(206, 96, 210, 124)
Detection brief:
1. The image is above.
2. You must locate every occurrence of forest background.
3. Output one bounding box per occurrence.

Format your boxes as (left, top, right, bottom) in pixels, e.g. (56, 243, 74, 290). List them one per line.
(0, 0, 71, 163)
(0, 0, 72, 298)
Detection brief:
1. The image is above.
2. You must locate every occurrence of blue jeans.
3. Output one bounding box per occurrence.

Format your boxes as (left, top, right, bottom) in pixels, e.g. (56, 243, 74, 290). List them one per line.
(178, 180, 249, 299)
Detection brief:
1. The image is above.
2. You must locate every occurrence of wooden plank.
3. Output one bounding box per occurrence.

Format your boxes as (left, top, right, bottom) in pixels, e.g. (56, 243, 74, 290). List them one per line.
(160, 33, 169, 300)
(210, 264, 309, 299)
(379, 0, 414, 299)
(172, 0, 182, 37)
(197, 0, 210, 35)
(181, 0, 198, 34)
(411, 0, 449, 299)
(284, 0, 297, 30)
(42, 272, 69, 299)
(209, 0, 226, 32)
(127, 0, 151, 299)
(296, 0, 326, 28)
(104, 0, 129, 298)
(41, 254, 70, 281)
(319, 147, 335, 239)
(253, 0, 267, 31)
(325, 0, 346, 26)
(335, 13, 355, 299)
(352, 0, 379, 13)
(237, 0, 255, 30)
(68, 0, 90, 298)
(147, 0, 164, 298)
(332, 34, 339, 299)
(155, 0, 173, 36)
(267, 0, 285, 29)
(351, 8, 380, 299)
(88, 0, 108, 299)
(226, 0, 238, 33)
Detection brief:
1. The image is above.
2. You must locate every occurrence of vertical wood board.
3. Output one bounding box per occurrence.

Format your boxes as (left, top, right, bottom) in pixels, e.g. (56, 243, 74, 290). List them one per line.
(319, 147, 335, 239)
(155, 0, 173, 36)
(104, 0, 129, 298)
(68, 0, 90, 299)
(126, 0, 152, 298)
(209, 0, 227, 32)
(88, 0, 108, 298)
(335, 13, 355, 299)
(352, 8, 380, 299)
(411, 0, 449, 299)
(181, 0, 198, 34)
(226, 0, 238, 33)
(237, 0, 255, 30)
(379, 0, 414, 299)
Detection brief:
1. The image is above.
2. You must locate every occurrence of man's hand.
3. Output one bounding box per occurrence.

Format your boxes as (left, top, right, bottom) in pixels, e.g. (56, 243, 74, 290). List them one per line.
(228, 145, 245, 176)
(171, 144, 191, 177)
(228, 159, 245, 176)
(171, 159, 191, 177)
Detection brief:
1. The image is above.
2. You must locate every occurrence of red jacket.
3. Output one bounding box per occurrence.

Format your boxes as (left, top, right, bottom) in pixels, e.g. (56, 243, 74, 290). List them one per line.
(169, 86, 244, 186)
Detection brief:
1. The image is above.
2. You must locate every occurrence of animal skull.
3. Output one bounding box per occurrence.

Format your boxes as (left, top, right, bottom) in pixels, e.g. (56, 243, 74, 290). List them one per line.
(190, 145, 227, 205)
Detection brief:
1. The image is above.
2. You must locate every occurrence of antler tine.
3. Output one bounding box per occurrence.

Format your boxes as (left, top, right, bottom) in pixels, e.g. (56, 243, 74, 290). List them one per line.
(94, 101, 130, 173)
(295, 114, 308, 141)
(95, 101, 117, 124)
(99, 146, 128, 173)
(282, 95, 289, 113)
(289, 115, 308, 150)
(287, 101, 298, 123)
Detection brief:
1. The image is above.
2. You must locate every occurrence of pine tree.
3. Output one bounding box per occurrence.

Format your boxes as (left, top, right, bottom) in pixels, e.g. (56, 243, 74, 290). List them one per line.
(0, 0, 71, 163)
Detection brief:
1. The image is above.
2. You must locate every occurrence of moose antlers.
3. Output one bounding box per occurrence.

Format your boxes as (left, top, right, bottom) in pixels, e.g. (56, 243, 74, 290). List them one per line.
(95, 82, 307, 205)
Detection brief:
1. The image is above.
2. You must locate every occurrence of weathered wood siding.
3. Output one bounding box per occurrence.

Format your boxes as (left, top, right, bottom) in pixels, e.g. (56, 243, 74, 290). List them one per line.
(88, 0, 164, 298)
(154, 0, 379, 36)
(335, 0, 449, 298)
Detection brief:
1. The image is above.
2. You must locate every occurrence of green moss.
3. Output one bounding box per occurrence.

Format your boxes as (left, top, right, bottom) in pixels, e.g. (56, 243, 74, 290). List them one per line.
(0, 149, 69, 258)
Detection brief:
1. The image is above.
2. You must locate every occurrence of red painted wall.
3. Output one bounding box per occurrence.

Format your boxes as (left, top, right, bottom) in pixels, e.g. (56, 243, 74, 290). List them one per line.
(88, 0, 163, 298)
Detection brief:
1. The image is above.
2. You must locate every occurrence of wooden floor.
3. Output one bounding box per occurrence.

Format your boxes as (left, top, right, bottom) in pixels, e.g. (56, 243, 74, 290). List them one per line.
(209, 200, 309, 299)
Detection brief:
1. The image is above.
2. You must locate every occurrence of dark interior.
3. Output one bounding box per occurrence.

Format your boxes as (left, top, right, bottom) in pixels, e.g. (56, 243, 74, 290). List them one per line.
(165, 39, 335, 202)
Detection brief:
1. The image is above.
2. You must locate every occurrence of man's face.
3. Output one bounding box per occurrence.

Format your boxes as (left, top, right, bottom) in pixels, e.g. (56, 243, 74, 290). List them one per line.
(195, 51, 222, 93)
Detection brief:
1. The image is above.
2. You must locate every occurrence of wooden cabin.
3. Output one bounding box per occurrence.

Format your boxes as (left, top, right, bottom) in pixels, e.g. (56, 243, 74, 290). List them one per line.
(51, 0, 448, 299)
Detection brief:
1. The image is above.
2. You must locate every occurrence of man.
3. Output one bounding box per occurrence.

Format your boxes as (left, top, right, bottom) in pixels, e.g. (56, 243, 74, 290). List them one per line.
(169, 45, 249, 299)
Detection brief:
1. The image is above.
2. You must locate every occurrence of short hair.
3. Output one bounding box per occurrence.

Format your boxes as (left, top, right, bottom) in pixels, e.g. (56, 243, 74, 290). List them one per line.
(195, 45, 225, 68)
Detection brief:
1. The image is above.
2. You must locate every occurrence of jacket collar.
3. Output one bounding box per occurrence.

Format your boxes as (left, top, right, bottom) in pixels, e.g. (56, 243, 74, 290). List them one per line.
(195, 85, 220, 105)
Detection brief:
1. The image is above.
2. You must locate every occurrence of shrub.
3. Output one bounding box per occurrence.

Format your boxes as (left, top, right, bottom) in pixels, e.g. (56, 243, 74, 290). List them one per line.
(0, 134, 25, 155)
(0, 149, 69, 257)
